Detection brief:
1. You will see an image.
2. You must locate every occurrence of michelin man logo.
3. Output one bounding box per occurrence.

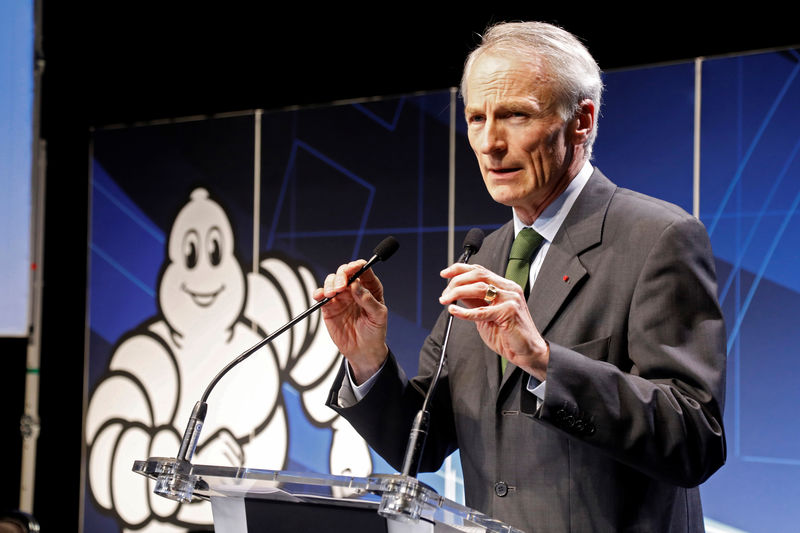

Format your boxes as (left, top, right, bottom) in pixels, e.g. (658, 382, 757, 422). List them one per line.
(85, 188, 372, 532)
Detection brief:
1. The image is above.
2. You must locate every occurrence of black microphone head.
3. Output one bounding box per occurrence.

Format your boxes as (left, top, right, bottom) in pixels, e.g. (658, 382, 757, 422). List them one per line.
(462, 228, 485, 253)
(374, 236, 400, 261)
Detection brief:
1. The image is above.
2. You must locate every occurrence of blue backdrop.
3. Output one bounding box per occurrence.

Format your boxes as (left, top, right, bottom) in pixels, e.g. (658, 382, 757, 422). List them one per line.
(84, 48, 800, 533)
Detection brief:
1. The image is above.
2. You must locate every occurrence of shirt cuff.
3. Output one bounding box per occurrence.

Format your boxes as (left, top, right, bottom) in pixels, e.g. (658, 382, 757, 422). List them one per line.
(346, 360, 385, 402)
(527, 375, 546, 410)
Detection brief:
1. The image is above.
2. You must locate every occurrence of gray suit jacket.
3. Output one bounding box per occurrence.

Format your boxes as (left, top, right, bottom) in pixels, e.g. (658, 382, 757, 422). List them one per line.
(327, 169, 726, 532)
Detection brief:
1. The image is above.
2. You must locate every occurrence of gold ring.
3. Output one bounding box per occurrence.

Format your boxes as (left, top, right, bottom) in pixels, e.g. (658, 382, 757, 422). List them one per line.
(484, 284, 498, 304)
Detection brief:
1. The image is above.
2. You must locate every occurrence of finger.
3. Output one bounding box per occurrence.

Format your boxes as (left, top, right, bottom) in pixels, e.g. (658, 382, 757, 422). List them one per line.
(332, 259, 385, 303)
(440, 266, 490, 293)
(440, 262, 479, 280)
(354, 267, 384, 303)
(441, 263, 514, 290)
(440, 282, 515, 307)
(441, 274, 522, 306)
(448, 301, 510, 322)
(335, 260, 370, 288)
(324, 260, 367, 297)
(323, 272, 339, 298)
(448, 302, 492, 321)
(350, 279, 387, 316)
(312, 286, 325, 301)
(334, 263, 350, 290)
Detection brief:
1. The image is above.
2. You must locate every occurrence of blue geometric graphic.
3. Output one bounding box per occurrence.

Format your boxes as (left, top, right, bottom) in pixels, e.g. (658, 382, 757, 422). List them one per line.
(698, 49, 800, 533)
(84, 49, 800, 532)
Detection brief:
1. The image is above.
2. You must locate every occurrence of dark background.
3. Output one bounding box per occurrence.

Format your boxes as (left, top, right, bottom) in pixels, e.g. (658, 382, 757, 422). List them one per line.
(1, 2, 797, 529)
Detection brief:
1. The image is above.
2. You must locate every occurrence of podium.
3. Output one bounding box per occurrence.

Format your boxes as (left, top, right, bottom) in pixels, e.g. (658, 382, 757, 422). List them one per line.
(133, 457, 524, 533)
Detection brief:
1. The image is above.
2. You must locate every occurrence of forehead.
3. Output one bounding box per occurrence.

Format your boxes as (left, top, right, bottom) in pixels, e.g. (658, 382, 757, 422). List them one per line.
(464, 53, 552, 108)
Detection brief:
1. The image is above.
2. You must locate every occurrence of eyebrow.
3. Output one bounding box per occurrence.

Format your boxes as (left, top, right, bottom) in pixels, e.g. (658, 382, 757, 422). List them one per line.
(464, 99, 540, 116)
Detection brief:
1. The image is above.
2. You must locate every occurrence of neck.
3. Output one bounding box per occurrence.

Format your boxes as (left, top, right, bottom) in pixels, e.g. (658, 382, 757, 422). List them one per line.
(514, 152, 586, 226)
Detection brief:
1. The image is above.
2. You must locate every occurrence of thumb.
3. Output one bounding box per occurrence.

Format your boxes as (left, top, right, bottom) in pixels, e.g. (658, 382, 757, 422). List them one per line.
(350, 280, 386, 316)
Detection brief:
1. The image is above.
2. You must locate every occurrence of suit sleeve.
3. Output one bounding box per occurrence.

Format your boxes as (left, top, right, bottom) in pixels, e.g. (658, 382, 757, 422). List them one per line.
(523, 215, 727, 488)
(325, 310, 459, 474)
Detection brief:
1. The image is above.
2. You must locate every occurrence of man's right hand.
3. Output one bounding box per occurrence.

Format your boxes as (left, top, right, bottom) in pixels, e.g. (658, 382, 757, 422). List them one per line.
(313, 260, 389, 385)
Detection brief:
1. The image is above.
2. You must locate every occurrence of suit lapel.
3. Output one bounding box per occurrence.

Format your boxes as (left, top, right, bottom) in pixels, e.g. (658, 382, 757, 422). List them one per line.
(499, 169, 616, 391)
(530, 169, 616, 335)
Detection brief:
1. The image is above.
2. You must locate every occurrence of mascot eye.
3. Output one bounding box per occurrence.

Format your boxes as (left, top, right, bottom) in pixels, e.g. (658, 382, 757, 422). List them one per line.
(182, 230, 200, 269)
(207, 227, 223, 267)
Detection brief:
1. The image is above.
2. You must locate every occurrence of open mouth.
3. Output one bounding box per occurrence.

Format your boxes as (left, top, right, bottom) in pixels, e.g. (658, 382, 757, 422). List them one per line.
(489, 167, 522, 175)
(181, 283, 226, 307)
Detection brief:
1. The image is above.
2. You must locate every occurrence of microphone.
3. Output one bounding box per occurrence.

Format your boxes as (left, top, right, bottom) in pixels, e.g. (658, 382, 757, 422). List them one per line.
(400, 229, 484, 478)
(319, 236, 399, 306)
(458, 227, 485, 262)
(156, 236, 400, 502)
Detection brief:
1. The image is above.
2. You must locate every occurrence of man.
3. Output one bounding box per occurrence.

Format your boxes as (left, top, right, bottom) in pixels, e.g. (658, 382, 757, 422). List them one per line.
(315, 22, 726, 532)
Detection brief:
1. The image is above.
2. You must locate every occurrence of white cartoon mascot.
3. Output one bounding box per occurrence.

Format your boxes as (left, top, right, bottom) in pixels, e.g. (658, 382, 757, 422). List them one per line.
(85, 188, 372, 532)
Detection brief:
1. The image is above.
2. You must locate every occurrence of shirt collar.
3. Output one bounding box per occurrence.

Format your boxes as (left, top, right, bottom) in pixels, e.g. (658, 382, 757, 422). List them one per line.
(513, 160, 593, 242)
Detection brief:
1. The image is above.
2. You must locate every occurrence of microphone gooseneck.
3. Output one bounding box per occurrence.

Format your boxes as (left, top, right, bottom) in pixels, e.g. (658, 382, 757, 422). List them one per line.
(400, 229, 484, 478)
(175, 236, 400, 465)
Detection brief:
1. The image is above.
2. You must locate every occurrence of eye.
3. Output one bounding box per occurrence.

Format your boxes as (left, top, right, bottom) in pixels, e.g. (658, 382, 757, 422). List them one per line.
(182, 230, 200, 269)
(207, 227, 223, 267)
(501, 111, 527, 120)
(468, 114, 485, 124)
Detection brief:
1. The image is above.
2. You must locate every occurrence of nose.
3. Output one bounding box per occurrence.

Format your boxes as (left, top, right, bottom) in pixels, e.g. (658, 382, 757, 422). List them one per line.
(479, 118, 506, 154)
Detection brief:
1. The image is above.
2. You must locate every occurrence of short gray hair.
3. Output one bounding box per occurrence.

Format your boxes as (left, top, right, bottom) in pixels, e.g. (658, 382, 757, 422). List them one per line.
(461, 21, 603, 158)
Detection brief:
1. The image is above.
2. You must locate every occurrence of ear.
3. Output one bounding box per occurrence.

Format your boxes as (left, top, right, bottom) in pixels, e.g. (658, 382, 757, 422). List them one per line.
(571, 99, 596, 145)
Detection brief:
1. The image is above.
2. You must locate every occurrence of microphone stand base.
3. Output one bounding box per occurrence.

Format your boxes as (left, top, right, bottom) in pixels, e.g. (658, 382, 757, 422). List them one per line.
(377, 475, 427, 523)
(148, 457, 198, 503)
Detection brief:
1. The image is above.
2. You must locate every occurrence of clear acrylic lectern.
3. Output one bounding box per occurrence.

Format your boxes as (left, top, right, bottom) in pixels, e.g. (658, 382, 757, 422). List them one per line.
(133, 457, 524, 533)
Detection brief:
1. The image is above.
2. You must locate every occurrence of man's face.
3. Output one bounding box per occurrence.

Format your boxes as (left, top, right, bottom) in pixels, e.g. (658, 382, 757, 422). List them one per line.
(464, 53, 576, 219)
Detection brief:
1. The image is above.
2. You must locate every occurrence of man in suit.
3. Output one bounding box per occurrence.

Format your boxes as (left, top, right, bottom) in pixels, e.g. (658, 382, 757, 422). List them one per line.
(314, 21, 726, 532)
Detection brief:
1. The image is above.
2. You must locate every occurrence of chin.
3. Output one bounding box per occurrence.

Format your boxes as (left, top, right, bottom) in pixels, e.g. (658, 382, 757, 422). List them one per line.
(486, 188, 525, 208)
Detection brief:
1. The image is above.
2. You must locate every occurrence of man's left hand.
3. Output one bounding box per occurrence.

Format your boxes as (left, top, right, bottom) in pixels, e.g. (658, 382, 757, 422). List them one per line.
(439, 263, 549, 381)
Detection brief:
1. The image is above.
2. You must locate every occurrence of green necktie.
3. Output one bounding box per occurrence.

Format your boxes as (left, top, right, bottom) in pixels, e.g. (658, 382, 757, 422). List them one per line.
(501, 227, 544, 374)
